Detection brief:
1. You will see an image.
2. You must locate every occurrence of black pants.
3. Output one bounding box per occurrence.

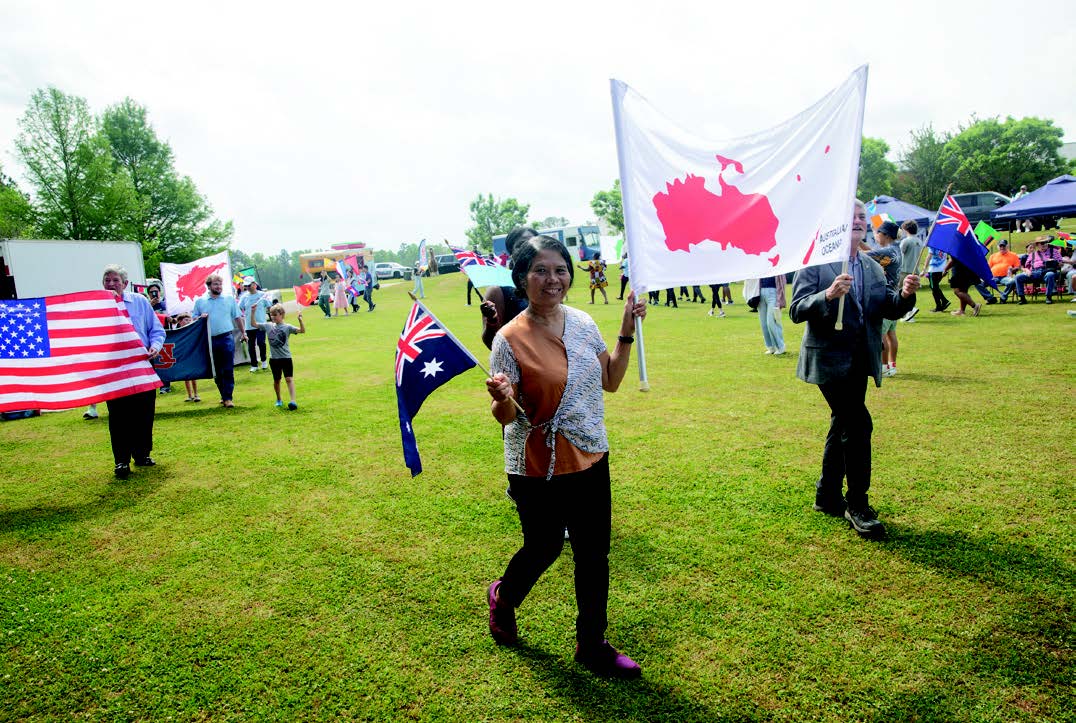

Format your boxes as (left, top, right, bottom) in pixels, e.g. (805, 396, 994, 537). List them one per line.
(498, 454, 611, 647)
(679, 286, 690, 299)
(648, 290, 660, 304)
(665, 289, 678, 307)
(708, 284, 723, 310)
(816, 369, 872, 508)
(619, 276, 628, 299)
(105, 389, 156, 465)
(318, 294, 331, 316)
(467, 279, 481, 305)
(246, 328, 266, 366)
(929, 272, 949, 310)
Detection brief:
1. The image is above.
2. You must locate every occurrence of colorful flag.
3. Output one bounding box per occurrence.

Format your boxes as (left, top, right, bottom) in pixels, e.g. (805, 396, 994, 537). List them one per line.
(974, 221, 1001, 246)
(161, 251, 231, 316)
(927, 195, 997, 287)
(611, 66, 867, 291)
(450, 246, 492, 268)
(417, 239, 428, 271)
(292, 282, 320, 307)
(343, 255, 362, 277)
(236, 266, 257, 284)
(870, 212, 894, 230)
(462, 262, 514, 288)
(149, 317, 213, 384)
(395, 301, 479, 476)
(0, 291, 162, 412)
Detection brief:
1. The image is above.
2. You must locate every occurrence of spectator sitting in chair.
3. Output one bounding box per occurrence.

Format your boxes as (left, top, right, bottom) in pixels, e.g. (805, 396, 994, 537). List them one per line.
(1013, 237, 1064, 304)
(976, 239, 1021, 303)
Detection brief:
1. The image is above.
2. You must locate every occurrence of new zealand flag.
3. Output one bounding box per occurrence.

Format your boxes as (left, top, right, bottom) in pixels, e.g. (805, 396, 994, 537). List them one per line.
(150, 317, 214, 383)
(395, 302, 478, 476)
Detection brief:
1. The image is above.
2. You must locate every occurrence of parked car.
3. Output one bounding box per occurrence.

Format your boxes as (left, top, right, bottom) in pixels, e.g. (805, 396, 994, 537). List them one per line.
(435, 254, 460, 274)
(951, 191, 1011, 228)
(373, 262, 412, 280)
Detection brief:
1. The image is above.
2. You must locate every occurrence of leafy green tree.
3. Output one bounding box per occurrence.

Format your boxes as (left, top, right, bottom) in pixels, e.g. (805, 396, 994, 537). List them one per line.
(893, 124, 955, 209)
(532, 215, 570, 230)
(15, 87, 135, 240)
(946, 116, 1069, 195)
(100, 98, 232, 275)
(857, 137, 897, 201)
(590, 180, 624, 233)
(0, 165, 37, 238)
(465, 194, 530, 250)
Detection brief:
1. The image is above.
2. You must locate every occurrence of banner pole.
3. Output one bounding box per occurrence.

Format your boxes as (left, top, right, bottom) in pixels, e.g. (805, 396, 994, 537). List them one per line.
(834, 260, 850, 330)
(407, 292, 526, 416)
(634, 313, 649, 392)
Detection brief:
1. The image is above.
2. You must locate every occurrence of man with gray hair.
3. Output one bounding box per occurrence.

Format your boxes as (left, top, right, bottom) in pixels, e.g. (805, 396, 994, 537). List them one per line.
(101, 264, 166, 479)
(789, 200, 920, 537)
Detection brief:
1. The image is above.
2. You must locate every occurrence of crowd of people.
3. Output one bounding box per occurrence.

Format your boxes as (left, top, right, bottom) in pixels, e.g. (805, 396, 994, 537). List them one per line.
(80, 202, 1068, 681)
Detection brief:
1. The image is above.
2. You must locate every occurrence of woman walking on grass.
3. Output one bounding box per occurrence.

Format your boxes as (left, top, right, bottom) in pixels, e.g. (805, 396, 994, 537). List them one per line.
(485, 235, 646, 679)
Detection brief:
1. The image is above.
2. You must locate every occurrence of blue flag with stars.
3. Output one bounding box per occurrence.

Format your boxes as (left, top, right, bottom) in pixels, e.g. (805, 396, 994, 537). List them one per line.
(395, 301, 479, 476)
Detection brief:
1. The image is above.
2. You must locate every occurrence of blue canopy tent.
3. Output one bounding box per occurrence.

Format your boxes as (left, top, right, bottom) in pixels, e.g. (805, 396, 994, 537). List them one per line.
(869, 195, 935, 227)
(991, 175, 1076, 221)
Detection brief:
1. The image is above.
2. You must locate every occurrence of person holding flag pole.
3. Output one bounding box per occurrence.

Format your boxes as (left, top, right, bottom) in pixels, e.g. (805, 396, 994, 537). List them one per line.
(789, 199, 920, 537)
(483, 234, 647, 679)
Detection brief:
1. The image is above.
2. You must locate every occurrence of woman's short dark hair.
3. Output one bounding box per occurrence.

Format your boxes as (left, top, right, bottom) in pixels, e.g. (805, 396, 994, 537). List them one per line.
(901, 219, 919, 235)
(511, 235, 574, 299)
(505, 227, 538, 256)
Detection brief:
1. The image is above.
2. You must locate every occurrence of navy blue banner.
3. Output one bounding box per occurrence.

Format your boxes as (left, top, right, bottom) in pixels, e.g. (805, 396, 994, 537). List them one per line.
(150, 317, 213, 383)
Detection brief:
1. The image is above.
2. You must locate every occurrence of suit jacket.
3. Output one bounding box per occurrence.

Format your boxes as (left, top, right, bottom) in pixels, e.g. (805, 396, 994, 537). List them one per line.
(789, 254, 915, 387)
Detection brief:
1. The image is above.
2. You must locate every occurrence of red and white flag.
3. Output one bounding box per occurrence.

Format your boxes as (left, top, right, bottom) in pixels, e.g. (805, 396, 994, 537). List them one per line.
(0, 290, 162, 412)
(161, 250, 231, 315)
(611, 66, 867, 291)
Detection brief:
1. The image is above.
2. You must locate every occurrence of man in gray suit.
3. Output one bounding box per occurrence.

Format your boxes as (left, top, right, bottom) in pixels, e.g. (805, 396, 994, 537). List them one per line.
(789, 199, 920, 537)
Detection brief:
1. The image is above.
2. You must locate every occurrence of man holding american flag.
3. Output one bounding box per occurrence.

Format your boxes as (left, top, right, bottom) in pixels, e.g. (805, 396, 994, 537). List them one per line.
(101, 265, 166, 479)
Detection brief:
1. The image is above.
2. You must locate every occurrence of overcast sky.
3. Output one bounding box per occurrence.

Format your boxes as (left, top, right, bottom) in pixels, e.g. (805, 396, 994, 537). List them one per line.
(2, 0, 1074, 256)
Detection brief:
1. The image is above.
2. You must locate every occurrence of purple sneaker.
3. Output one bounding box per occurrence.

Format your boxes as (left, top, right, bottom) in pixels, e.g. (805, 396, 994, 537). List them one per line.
(575, 640, 642, 679)
(487, 580, 517, 645)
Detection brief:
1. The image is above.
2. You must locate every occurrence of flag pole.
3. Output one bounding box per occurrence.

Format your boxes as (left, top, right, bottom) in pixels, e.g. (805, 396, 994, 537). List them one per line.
(634, 300, 649, 392)
(834, 259, 850, 330)
(407, 292, 526, 416)
(913, 183, 954, 275)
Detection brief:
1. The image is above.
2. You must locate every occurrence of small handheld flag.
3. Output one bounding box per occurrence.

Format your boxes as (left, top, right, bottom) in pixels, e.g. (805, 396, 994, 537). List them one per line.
(927, 195, 997, 288)
(395, 300, 479, 476)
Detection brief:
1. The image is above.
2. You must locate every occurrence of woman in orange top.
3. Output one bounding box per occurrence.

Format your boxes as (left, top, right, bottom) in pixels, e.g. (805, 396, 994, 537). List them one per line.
(485, 235, 647, 678)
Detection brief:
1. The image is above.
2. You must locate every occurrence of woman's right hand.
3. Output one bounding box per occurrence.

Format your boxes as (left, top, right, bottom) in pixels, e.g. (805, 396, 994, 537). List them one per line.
(486, 373, 512, 402)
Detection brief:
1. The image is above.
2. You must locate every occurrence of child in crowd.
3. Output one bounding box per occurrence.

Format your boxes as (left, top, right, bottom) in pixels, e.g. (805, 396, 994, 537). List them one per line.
(256, 304, 305, 410)
(333, 279, 349, 316)
(176, 312, 201, 402)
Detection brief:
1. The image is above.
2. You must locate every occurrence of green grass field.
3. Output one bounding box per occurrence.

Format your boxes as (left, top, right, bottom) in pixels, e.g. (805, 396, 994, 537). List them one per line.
(1, 269, 1073, 721)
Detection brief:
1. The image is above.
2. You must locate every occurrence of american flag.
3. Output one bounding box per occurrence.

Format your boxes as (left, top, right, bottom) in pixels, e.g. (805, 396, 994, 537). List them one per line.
(0, 290, 162, 412)
(450, 246, 492, 268)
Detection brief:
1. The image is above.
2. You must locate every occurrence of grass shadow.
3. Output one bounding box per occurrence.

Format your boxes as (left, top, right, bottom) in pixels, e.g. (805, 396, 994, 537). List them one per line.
(510, 642, 762, 722)
(883, 526, 1074, 692)
(0, 472, 165, 534)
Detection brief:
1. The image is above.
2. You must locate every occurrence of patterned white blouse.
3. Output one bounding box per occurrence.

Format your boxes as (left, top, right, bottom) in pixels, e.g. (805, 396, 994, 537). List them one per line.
(490, 305, 609, 478)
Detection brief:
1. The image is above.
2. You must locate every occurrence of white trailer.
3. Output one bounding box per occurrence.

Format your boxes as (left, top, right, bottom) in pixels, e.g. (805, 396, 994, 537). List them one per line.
(0, 239, 146, 299)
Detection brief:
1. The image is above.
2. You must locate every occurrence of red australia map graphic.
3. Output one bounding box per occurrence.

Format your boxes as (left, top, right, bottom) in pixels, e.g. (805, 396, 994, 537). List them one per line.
(653, 155, 781, 265)
(175, 263, 227, 301)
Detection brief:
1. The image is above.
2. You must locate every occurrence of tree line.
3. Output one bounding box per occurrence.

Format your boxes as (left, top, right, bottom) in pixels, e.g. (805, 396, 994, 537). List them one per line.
(857, 116, 1072, 208)
(2, 87, 233, 276)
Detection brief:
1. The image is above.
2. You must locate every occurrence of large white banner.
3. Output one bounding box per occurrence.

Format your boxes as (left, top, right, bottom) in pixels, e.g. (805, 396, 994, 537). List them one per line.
(611, 66, 867, 292)
(160, 251, 231, 315)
